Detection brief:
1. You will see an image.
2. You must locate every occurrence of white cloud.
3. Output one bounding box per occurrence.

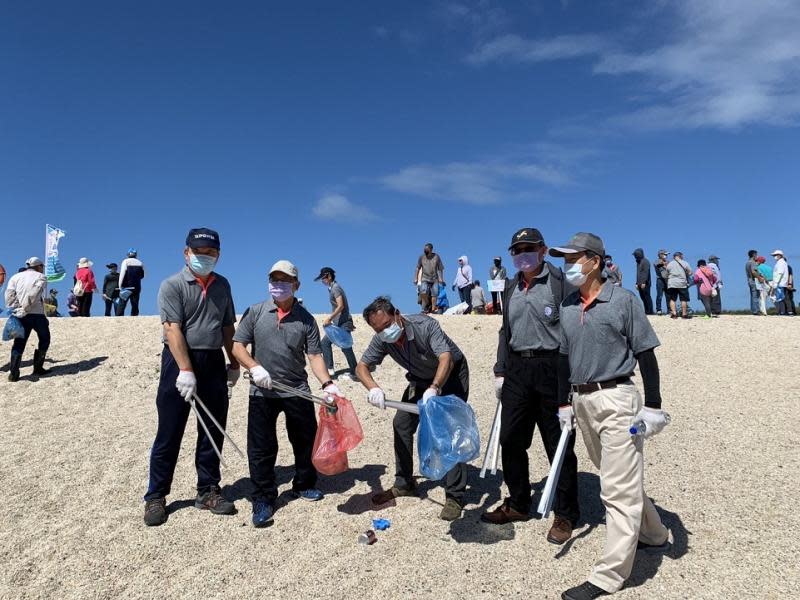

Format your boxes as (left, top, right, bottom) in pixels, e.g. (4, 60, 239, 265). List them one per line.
(468, 1, 800, 130)
(311, 194, 377, 222)
(466, 33, 609, 66)
(380, 158, 570, 205)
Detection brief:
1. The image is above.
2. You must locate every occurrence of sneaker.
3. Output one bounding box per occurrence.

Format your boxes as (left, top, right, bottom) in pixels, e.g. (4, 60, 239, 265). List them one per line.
(338, 372, 356, 382)
(480, 499, 530, 524)
(547, 515, 574, 545)
(439, 498, 462, 521)
(195, 487, 237, 515)
(252, 499, 274, 528)
(656, 310, 663, 316)
(327, 369, 336, 377)
(293, 488, 324, 501)
(371, 484, 418, 505)
(144, 498, 167, 526)
(561, 582, 609, 599)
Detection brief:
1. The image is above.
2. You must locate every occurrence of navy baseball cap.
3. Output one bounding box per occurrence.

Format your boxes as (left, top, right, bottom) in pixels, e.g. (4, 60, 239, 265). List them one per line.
(186, 227, 220, 250)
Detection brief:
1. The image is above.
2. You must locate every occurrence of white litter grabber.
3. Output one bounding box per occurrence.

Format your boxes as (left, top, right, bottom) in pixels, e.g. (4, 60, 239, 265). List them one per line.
(270, 380, 337, 410)
(480, 398, 502, 478)
(536, 426, 572, 519)
(384, 399, 420, 414)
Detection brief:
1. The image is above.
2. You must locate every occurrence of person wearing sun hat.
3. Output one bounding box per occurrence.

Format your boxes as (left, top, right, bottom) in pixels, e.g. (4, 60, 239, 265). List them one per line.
(770, 249, 790, 315)
(73, 257, 97, 317)
(549, 232, 671, 600)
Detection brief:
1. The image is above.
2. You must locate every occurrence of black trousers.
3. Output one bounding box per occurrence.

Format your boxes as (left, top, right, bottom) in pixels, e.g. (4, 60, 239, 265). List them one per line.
(77, 293, 93, 317)
(116, 288, 141, 316)
(248, 392, 318, 502)
(145, 346, 229, 501)
(638, 285, 654, 315)
(500, 351, 580, 523)
(10, 314, 50, 358)
(710, 289, 722, 315)
(458, 284, 474, 314)
(491, 291, 503, 313)
(394, 358, 470, 502)
(786, 288, 796, 315)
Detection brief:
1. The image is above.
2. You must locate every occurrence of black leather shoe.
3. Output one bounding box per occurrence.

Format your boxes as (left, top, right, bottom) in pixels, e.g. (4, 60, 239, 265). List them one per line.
(561, 582, 609, 600)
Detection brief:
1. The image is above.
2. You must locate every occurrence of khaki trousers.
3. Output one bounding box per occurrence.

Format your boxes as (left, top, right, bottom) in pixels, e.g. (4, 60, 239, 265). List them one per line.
(573, 383, 668, 593)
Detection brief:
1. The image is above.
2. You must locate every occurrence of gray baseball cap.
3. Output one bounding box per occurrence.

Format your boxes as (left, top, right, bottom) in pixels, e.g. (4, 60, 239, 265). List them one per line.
(549, 232, 605, 257)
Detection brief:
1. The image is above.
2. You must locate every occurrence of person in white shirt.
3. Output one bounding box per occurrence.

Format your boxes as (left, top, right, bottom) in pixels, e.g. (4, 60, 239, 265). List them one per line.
(452, 255, 474, 313)
(4, 257, 52, 381)
(771, 250, 790, 315)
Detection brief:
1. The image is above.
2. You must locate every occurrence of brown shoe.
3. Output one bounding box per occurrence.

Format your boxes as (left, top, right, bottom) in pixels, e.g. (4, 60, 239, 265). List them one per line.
(547, 515, 573, 545)
(371, 484, 417, 505)
(480, 499, 530, 524)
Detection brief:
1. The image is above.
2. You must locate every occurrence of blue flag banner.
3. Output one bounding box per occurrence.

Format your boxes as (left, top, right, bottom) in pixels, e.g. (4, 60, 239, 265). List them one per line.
(45, 224, 67, 283)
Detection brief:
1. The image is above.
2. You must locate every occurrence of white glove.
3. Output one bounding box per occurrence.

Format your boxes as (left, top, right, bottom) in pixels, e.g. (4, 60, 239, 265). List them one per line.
(250, 365, 272, 389)
(494, 377, 504, 400)
(634, 407, 669, 438)
(368, 387, 386, 410)
(558, 405, 575, 431)
(176, 370, 197, 400)
(323, 382, 341, 404)
(422, 387, 437, 402)
(227, 365, 240, 386)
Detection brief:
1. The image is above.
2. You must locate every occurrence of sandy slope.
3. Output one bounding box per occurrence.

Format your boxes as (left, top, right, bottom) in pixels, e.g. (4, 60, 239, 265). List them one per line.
(0, 314, 797, 600)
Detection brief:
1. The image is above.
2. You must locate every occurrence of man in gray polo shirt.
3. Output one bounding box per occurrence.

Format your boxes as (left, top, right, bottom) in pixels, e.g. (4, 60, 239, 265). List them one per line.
(482, 227, 580, 546)
(550, 232, 671, 600)
(355, 296, 469, 522)
(143, 227, 240, 527)
(232, 260, 340, 528)
(414, 243, 445, 313)
(314, 266, 358, 381)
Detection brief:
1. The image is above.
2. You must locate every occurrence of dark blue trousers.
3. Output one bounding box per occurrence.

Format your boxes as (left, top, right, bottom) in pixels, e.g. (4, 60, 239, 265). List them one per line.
(11, 314, 50, 358)
(145, 346, 229, 501)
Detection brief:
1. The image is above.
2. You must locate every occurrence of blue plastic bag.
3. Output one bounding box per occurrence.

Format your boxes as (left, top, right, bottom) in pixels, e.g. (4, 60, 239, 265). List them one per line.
(324, 324, 353, 349)
(119, 288, 134, 302)
(3, 315, 25, 341)
(417, 395, 481, 480)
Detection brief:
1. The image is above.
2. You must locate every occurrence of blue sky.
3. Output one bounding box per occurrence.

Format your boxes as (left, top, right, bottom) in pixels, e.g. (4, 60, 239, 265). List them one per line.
(2, 1, 798, 315)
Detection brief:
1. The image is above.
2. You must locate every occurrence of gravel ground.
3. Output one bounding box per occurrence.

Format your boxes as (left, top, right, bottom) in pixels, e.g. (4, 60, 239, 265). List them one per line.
(0, 314, 797, 600)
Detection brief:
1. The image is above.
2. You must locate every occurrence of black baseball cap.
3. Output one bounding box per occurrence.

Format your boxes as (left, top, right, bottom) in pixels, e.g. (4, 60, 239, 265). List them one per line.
(314, 267, 335, 281)
(106, 262, 117, 269)
(186, 227, 220, 250)
(549, 232, 605, 257)
(508, 228, 544, 250)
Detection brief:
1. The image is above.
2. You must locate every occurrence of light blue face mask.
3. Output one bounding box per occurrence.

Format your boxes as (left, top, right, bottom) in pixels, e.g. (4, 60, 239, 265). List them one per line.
(189, 253, 217, 277)
(378, 320, 403, 343)
(564, 261, 588, 286)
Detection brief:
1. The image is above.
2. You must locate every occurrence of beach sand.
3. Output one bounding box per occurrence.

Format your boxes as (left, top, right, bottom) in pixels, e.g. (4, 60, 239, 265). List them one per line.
(0, 314, 797, 599)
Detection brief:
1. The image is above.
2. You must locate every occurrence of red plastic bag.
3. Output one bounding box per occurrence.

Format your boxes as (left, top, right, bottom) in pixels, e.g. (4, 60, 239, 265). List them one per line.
(311, 396, 364, 475)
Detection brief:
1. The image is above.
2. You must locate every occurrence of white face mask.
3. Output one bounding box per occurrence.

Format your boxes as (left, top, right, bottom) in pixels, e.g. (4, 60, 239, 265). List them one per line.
(378, 319, 403, 343)
(564, 261, 589, 286)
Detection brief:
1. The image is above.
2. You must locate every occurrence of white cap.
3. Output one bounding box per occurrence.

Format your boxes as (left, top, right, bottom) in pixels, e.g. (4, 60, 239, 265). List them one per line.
(771, 249, 784, 256)
(269, 260, 298, 278)
(26, 257, 44, 267)
(77, 257, 93, 268)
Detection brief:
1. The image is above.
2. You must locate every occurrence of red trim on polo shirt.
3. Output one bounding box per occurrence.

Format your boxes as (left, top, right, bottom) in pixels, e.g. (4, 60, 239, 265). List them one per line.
(580, 286, 603, 324)
(194, 274, 217, 299)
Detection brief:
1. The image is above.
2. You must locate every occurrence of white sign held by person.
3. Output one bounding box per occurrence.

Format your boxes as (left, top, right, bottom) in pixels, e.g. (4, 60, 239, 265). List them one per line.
(45, 224, 67, 283)
(488, 279, 505, 292)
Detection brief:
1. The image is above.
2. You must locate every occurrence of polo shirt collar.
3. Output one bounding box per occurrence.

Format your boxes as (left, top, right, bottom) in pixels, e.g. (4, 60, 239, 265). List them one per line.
(401, 316, 416, 342)
(596, 280, 615, 302)
(266, 298, 299, 314)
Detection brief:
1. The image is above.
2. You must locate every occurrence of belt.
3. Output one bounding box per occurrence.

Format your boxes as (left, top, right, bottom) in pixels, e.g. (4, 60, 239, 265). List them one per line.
(571, 376, 631, 394)
(511, 349, 560, 358)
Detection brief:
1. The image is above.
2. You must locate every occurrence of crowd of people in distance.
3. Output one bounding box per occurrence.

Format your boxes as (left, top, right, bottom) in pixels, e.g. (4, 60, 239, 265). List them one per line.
(413, 244, 796, 319)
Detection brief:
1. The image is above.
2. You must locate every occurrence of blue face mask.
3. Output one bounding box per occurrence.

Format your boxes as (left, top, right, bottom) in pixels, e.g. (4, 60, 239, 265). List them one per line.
(378, 320, 403, 343)
(188, 253, 217, 277)
(564, 261, 588, 286)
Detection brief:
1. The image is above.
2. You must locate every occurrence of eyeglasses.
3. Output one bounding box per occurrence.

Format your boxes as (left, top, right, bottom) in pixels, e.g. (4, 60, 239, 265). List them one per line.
(510, 244, 542, 256)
